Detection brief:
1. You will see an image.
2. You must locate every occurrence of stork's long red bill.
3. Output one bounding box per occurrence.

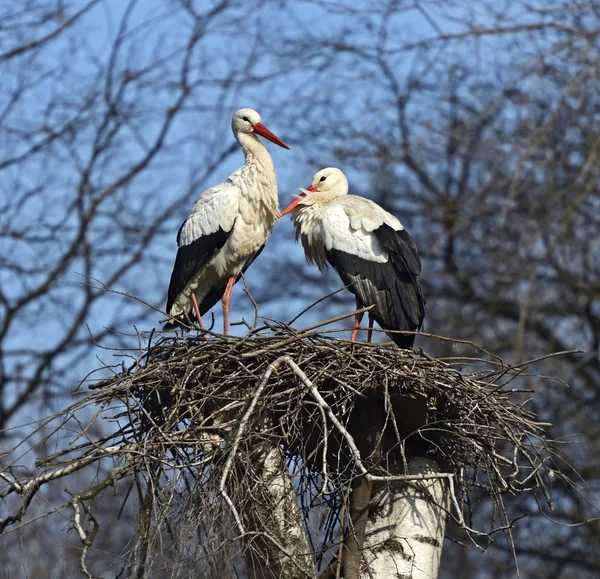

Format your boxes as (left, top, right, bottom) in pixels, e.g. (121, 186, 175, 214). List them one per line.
(252, 122, 290, 150)
(280, 185, 316, 216)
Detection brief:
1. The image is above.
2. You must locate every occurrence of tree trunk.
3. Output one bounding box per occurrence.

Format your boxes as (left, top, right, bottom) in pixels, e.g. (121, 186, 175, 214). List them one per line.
(243, 444, 315, 579)
(361, 458, 448, 579)
(343, 474, 374, 578)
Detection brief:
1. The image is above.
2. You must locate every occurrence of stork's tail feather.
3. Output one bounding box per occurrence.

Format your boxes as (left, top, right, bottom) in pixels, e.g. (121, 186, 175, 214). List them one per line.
(387, 330, 416, 349)
(163, 316, 191, 331)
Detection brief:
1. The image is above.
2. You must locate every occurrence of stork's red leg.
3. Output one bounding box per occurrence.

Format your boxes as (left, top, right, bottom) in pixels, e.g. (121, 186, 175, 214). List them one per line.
(367, 314, 374, 343)
(350, 297, 364, 342)
(222, 276, 236, 335)
(191, 293, 205, 330)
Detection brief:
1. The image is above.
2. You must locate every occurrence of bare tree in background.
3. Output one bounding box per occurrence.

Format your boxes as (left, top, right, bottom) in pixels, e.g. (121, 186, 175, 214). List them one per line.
(2, 0, 600, 577)
(263, 1, 600, 576)
(0, 0, 299, 431)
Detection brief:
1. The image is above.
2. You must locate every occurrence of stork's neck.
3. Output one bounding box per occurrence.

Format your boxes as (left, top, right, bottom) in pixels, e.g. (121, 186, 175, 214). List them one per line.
(236, 132, 275, 173)
(232, 131, 279, 222)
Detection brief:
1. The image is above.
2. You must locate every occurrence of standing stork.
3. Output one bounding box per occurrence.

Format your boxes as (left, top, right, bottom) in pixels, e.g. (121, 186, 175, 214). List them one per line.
(281, 167, 425, 347)
(165, 108, 290, 333)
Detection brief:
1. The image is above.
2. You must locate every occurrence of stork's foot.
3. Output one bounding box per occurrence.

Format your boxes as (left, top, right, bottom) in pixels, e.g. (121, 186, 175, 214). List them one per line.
(367, 314, 374, 343)
(222, 276, 236, 336)
(191, 294, 206, 339)
(350, 297, 365, 342)
(350, 311, 364, 342)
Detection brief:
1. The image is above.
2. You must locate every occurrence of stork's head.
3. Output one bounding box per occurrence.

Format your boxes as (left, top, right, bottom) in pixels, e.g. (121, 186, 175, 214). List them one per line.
(281, 167, 349, 216)
(307, 167, 349, 195)
(232, 108, 290, 149)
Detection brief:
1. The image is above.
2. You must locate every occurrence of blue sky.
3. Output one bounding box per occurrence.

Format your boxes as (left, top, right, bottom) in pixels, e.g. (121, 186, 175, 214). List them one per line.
(0, 0, 552, 416)
(0, 0, 574, 434)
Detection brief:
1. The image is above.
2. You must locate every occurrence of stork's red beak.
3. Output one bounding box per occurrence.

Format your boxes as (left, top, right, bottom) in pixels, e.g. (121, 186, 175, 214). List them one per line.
(280, 194, 305, 216)
(252, 123, 290, 150)
(280, 185, 317, 217)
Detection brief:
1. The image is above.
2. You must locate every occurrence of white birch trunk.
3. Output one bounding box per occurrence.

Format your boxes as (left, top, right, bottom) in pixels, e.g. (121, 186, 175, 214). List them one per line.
(244, 444, 315, 579)
(361, 458, 448, 579)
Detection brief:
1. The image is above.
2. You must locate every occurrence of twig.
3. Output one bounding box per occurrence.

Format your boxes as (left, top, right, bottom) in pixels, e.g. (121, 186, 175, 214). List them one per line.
(218, 356, 292, 534)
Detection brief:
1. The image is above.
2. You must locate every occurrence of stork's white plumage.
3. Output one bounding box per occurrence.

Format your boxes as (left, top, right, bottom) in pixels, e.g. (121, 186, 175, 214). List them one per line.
(165, 108, 290, 333)
(281, 167, 425, 347)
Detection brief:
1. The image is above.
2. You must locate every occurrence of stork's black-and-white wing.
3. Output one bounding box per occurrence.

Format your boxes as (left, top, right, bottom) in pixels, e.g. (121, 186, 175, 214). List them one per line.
(165, 182, 239, 325)
(317, 198, 425, 347)
(166, 224, 231, 317)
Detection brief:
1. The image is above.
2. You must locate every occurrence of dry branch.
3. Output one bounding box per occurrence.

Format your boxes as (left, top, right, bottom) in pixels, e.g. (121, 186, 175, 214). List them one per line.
(0, 319, 573, 577)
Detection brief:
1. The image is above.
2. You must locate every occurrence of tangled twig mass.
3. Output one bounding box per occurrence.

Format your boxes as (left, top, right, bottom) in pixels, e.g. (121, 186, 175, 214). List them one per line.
(0, 318, 571, 577)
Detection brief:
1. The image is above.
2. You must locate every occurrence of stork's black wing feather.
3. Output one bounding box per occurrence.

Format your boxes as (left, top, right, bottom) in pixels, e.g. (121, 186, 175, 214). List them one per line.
(377, 225, 421, 276)
(165, 223, 231, 316)
(326, 223, 425, 348)
(374, 224, 425, 326)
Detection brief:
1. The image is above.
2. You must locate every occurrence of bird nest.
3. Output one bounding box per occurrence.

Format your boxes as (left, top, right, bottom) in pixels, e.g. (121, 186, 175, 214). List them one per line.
(90, 324, 554, 493)
(1, 318, 569, 577)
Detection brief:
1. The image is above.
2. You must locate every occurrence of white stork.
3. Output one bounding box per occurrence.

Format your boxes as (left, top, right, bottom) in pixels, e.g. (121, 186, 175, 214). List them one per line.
(165, 108, 290, 333)
(281, 167, 425, 347)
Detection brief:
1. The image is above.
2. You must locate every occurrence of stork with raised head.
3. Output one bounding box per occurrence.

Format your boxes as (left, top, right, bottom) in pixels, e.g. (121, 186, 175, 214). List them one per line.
(281, 167, 425, 347)
(165, 108, 290, 333)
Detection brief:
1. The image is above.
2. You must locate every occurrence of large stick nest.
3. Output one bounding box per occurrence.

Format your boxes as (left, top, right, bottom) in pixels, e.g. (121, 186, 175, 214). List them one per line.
(93, 325, 553, 493)
(1, 319, 569, 576)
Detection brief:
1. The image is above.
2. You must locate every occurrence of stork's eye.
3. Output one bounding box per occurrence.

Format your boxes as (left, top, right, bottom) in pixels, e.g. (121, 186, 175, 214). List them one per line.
(320, 176, 327, 182)
(243, 116, 250, 122)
